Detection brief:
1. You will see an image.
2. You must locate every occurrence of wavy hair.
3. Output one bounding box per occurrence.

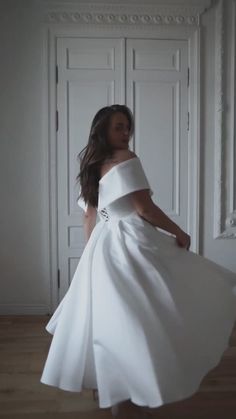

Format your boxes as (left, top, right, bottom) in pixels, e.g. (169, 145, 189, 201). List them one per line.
(76, 104, 134, 208)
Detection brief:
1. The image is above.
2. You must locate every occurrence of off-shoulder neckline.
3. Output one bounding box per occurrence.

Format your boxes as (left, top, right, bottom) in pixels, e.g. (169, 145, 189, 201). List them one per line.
(99, 156, 139, 184)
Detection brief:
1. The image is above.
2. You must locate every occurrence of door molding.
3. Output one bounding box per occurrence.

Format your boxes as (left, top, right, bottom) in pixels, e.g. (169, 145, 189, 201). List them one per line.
(41, 0, 210, 310)
(42, 0, 210, 26)
(213, 0, 236, 239)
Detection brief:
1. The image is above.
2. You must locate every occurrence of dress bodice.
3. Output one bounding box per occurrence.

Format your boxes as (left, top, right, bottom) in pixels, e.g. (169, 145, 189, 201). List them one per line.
(77, 156, 153, 222)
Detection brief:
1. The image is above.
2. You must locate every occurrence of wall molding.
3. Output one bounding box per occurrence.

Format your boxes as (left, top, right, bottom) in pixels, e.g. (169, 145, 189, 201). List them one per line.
(46, 12, 198, 26)
(42, 0, 211, 26)
(213, 0, 236, 238)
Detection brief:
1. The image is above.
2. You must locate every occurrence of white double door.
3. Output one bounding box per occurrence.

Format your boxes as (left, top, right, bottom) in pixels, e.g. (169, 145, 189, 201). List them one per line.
(56, 37, 189, 300)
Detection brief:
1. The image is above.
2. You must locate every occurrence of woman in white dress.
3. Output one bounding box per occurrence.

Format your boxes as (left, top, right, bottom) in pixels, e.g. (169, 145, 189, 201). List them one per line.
(40, 104, 236, 418)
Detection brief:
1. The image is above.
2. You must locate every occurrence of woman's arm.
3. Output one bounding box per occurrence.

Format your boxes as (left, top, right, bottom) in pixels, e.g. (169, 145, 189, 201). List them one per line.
(83, 205, 97, 243)
(141, 203, 182, 236)
(130, 189, 191, 249)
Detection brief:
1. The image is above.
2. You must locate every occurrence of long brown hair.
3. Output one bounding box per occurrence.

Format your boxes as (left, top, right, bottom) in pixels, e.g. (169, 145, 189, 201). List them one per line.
(76, 104, 134, 208)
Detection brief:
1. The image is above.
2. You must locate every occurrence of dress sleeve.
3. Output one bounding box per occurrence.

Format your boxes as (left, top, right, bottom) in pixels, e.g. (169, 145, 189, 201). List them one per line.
(97, 157, 153, 211)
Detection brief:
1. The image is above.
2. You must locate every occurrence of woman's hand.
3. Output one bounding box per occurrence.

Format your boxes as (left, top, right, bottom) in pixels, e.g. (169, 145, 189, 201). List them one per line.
(175, 228, 191, 250)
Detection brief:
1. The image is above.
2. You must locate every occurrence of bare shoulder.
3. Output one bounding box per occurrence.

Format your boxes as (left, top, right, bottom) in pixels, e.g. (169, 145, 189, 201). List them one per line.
(100, 150, 138, 179)
(112, 149, 138, 163)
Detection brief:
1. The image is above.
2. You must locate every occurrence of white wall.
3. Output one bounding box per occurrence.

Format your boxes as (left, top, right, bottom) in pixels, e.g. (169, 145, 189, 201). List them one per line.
(0, 0, 51, 313)
(0, 0, 235, 314)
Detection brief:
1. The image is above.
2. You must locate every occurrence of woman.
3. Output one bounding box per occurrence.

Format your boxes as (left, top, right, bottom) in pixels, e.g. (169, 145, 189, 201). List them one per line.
(40, 104, 236, 419)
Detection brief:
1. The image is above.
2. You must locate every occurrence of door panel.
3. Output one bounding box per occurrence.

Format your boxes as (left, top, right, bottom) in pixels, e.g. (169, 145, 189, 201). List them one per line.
(56, 37, 189, 302)
(56, 37, 125, 298)
(126, 39, 189, 230)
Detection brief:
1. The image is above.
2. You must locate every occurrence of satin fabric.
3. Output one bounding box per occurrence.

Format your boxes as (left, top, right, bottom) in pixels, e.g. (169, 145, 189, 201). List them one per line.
(40, 157, 236, 409)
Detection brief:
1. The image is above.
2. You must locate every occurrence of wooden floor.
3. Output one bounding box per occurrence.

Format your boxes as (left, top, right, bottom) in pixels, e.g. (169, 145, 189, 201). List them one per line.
(0, 315, 236, 419)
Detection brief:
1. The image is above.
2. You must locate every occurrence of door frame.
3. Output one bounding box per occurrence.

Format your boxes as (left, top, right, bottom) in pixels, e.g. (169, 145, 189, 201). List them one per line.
(41, 2, 209, 311)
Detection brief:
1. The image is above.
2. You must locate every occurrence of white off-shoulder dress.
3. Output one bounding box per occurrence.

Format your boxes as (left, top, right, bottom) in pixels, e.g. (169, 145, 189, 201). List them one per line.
(40, 156, 236, 409)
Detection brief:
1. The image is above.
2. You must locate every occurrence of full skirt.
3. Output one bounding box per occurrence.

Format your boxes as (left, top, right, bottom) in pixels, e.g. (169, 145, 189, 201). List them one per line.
(40, 212, 236, 408)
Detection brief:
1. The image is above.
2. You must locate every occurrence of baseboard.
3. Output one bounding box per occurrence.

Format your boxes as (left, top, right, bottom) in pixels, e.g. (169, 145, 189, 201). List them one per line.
(0, 303, 51, 315)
